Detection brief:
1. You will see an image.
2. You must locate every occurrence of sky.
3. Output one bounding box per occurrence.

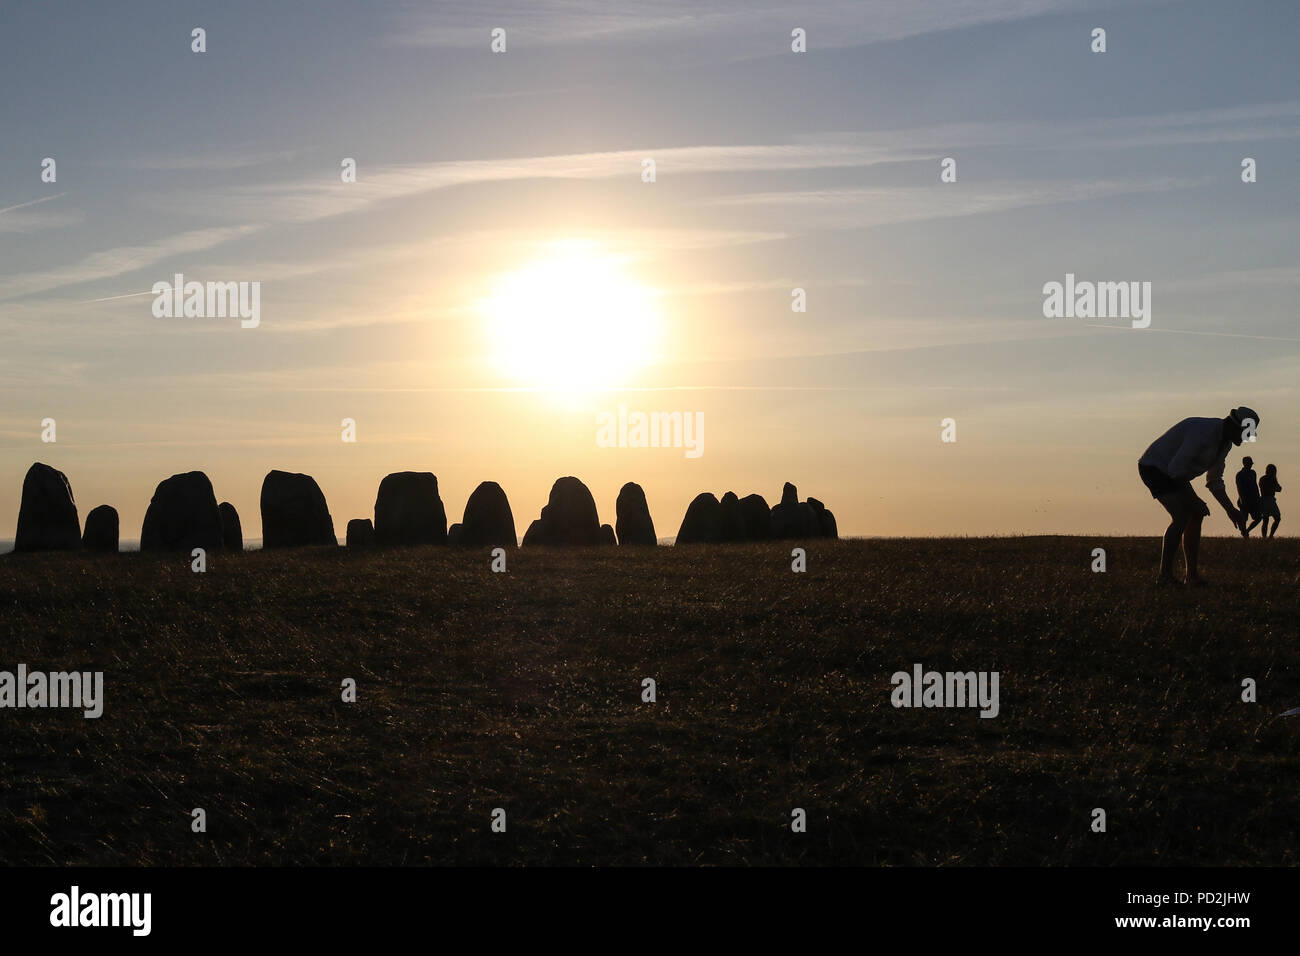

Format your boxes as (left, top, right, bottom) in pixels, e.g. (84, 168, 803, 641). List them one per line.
(2, 0, 1299, 543)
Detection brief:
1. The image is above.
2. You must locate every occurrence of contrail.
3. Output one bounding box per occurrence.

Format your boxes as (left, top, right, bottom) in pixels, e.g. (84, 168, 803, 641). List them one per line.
(1087, 323, 1300, 343)
(82, 290, 157, 302)
(0, 193, 66, 215)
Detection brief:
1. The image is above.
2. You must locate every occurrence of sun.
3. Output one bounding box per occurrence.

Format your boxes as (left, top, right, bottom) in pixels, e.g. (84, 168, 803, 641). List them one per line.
(480, 242, 661, 390)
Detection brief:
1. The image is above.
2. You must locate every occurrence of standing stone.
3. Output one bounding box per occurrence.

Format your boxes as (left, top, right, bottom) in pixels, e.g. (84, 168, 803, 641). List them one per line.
(522, 519, 544, 547)
(522, 477, 601, 546)
(261, 470, 336, 548)
(598, 523, 617, 546)
(807, 498, 838, 539)
(770, 482, 804, 539)
(615, 482, 656, 546)
(459, 481, 517, 548)
(676, 492, 722, 544)
(374, 471, 447, 546)
(346, 518, 375, 548)
(219, 502, 243, 551)
(82, 505, 119, 552)
(718, 492, 747, 542)
(14, 462, 80, 552)
(141, 471, 224, 552)
(797, 501, 821, 537)
(447, 523, 464, 546)
(738, 494, 772, 540)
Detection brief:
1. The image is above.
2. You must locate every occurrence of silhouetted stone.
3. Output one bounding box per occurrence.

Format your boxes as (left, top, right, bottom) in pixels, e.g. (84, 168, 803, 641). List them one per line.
(770, 482, 804, 539)
(770, 483, 836, 539)
(780, 482, 797, 507)
(374, 471, 446, 546)
(347, 518, 375, 548)
(599, 523, 617, 546)
(141, 471, 224, 552)
(808, 497, 839, 539)
(14, 462, 80, 552)
(260, 470, 336, 548)
(615, 482, 656, 546)
(739, 494, 772, 540)
(797, 502, 821, 536)
(448, 522, 463, 546)
(82, 505, 118, 552)
(523, 477, 601, 546)
(459, 481, 516, 548)
(219, 502, 242, 551)
(718, 492, 747, 542)
(676, 492, 722, 544)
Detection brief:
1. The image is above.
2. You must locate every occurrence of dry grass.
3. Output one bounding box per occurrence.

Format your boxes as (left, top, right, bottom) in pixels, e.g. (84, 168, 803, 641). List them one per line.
(1, 536, 1298, 865)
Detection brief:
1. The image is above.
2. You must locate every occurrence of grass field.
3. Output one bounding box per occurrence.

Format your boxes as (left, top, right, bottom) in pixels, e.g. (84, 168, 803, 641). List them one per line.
(1, 537, 1298, 866)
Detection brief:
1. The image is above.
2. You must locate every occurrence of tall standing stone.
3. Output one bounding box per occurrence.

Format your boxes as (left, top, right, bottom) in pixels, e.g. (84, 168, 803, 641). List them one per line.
(614, 482, 656, 546)
(522, 477, 601, 546)
(738, 494, 772, 540)
(808, 497, 839, 539)
(676, 492, 722, 544)
(770, 482, 804, 539)
(14, 462, 80, 552)
(718, 491, 747, 542)
(261, 470, 337, 548)
(373, 471, 447, 546)
(458, 481, 517, 548)
(141, 471, 224, 552)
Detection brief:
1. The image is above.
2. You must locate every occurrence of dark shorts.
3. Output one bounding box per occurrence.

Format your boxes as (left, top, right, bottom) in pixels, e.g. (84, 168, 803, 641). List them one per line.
(1139, 464, 1188, 499)
(1140, 464, 1210, 520)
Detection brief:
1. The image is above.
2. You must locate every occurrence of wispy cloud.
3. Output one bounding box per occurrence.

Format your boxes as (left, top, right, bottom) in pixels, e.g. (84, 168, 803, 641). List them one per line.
(118, 147, 311, 172)
(705, 177, 1199, 230)
(146, 143, 928, 226)
(12, 97, 1295, 303)
(808, 100, 1300, 154)
(0, 224, 262, 301)
(388, 0, 1142, 52)
(147, 97, 1296, 231)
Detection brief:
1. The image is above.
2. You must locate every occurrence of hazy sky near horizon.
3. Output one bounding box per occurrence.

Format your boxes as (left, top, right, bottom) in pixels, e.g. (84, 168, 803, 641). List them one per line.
(3, 0, 1299, 541)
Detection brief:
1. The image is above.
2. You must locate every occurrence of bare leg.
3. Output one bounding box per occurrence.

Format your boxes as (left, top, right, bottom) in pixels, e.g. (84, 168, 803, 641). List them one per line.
(1160, 517, 1186, 579)
(1183, 514, 1204, 581)
(1270, 517, 1280, 538)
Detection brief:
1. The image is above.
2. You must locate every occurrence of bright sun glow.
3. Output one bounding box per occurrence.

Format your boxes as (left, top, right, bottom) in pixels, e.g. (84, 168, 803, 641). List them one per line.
(481, 243, 661, 390)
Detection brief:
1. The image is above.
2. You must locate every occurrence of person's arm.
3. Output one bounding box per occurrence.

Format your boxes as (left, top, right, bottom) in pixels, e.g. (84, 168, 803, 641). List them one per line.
(1211, 485, 1242, 527)
(1205, 456, 1241, 527)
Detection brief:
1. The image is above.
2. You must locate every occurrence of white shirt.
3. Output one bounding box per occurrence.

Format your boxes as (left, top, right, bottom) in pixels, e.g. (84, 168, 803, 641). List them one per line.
(1139, 417, 1231, 493)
